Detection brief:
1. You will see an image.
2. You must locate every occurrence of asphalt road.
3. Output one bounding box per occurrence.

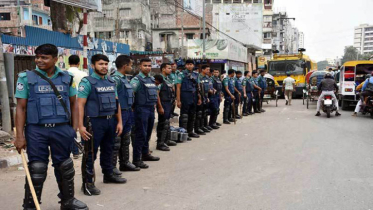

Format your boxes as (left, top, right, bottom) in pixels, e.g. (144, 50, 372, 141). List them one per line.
(1, 99, 373, 210)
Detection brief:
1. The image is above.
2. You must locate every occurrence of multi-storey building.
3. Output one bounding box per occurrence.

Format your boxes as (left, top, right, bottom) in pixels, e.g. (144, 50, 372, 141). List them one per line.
(0, 0, 51, 35)
(262, 0, 274, 59)
(354, 24, 373, 54)
(89, 0, 151, 51)
(299, 31, 304, 48)
(272, 11, 299, 54)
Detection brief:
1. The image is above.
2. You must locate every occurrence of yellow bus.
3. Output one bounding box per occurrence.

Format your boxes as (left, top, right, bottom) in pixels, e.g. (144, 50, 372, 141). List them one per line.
(267, 49, 317, 97)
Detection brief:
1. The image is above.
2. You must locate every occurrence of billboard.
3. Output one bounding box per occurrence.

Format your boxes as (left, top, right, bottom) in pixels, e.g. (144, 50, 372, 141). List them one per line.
(183, 0, 203, 17)
(212, 4, 263, 49)
(53, 0, 102, 11)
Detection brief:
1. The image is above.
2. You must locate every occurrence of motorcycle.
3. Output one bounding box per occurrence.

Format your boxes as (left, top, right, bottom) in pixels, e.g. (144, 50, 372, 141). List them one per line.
(360, 96, 373, 118)
(321, 94, 337, 118)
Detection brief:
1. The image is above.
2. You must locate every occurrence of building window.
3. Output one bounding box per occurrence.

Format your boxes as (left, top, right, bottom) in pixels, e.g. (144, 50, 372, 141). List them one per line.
(32, 15, 39, 25)
(233, 0, 241, 3)
(186, 33, 194, 39)
(263, 32, 271, 38)
(48, 19, 51, 25)
(0, 12, 10, 20)
(120, 8, 131, 17)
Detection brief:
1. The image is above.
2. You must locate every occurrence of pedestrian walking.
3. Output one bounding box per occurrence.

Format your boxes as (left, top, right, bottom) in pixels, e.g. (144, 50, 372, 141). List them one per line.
(78, 54, 126, 196)
(175, 60, 201, 139)
(130, 58, 160, 168)
(282, 73, 296, 105)
(14, 44, 88, 209)
(111, 55, 140, 175)
(67, 54, 87, 159)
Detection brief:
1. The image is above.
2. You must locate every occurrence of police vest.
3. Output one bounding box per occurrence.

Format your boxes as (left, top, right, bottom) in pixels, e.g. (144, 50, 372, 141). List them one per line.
(200, 76, 210, 100)
(258, 76, 267, 89)
(245, 78, 254, 92)
(180, 71, 198, 103)
(115, 75, 134, 110)
(235, 78, 243, 92)
(224, 78, 235, 98)
(26, 70, 71, 124)
(134, 75, 158, 106)
(212, 77, 223, 97)
(160, 78, 174, 102)
(85, 76, 117, 117)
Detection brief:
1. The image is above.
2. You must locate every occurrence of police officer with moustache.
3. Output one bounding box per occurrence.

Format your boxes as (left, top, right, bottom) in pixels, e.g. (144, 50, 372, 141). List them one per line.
(156, 63, 178, 151)
(222, 69, 236, 124)
(170, 62, 180, 118)
(14, 44, 88, 209)
(234, 71, 244, 119)
(78, 54, 126, 196)
(111, 55, 140, 176)
(175, 60, 202, 139)
(242, 71, 254, 115)
(130, 58, 160, 169)
(209, 69, 223, 129)
(196, 65, 213, 134)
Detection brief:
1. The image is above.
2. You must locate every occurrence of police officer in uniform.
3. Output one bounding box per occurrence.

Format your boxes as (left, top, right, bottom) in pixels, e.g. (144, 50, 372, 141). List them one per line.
(222, 69, 236, 124)
(111, 55, 140, 175)
(14, 44, 88, 209)
(78, 54, 126, 196)
(156, 63, 177, 151)
(251, 71, 262, 113)
(234, 71, 244, 119)
(209, 69, 223, 129)
(170, 62, 180, 118)
(197, 65, 213, 133)
(175, 60, 202, 139)
(258, 69, 267, 112)
(130, 58, 160, 169)
(242, 71, 254, 115)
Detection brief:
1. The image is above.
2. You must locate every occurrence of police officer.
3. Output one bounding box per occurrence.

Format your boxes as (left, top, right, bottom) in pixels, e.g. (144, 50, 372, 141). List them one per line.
(130, 58, 160, 169)
(209, 69, 223, 129)
(258, 69, 267, 112)
(78, 54, 126, 196)
(234, 71, 244, 119)
(196, 65, 213, 134)
(111, 55, 140, 175)
(222, 69, 236, 124)
(170, 62, 180, 118)
(251, 71, 262, 113)
(175, 60, 202, 139)
(14, 44, 88, 209)
(156, 63, 177, 151)
(242, 71, 254, 115)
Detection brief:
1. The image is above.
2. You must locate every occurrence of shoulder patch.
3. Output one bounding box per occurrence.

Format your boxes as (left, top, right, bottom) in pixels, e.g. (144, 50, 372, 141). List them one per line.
(16, 82, 24, 91)
(78, 85, 85, 92)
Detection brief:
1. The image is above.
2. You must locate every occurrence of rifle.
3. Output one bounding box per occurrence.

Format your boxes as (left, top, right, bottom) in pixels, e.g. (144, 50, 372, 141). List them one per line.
(82, 117, 95, 196)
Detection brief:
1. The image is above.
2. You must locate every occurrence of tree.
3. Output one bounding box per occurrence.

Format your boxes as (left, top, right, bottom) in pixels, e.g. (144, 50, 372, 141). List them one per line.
(317, 60, 329, 70)
(342, 46, 359, 64)
(49, 1, 84, 34)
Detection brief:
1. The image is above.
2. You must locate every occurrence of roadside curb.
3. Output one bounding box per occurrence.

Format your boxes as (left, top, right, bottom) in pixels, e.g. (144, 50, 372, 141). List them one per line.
(0, 154, 23, 169)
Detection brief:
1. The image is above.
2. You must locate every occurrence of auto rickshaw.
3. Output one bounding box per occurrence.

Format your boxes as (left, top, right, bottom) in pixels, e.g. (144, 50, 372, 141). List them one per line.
(303, 70, 316, 105)
(263, 73, 279, 107)
(305, 71, 329, 109)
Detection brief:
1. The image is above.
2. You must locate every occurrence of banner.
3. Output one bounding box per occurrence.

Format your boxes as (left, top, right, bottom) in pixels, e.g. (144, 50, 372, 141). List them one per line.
(187, 39, 229, 60)
(52, 0, 102, 11)
(183, 0, 203, 17)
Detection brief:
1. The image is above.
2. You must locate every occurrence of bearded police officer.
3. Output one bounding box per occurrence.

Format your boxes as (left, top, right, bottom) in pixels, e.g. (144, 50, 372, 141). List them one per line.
(156, 63, 177, 151)
(14, 44, 88, 210)
(130, 58, 160, 169)
(222, 69, 236, 124)
(209, 69, 223, 129)
(175, 60, 202, 139)
(78, 54, 126, 196)
(111, 55, 140, 175)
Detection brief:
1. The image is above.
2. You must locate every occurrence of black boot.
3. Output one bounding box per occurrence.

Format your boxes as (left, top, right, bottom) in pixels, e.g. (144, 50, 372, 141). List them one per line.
(103, 173, 127, 184)
(112, 136, 122, 176)
(216, 122, 222, 126)
(223, 106, 230, 124)
(23, 161, 47, 209)
(166, 140, 177, 146)
(133, 160, 149, 169)
(195, 111, 206, 135)
(82, 183, 100, 196)
(165, 123, 177, 146)
(156, 120, 171, 151)
(58, 158, 88, 210)
(119, 132, 140, 172)
(142, 153, 160, 161)
(187, 113, 198, 139)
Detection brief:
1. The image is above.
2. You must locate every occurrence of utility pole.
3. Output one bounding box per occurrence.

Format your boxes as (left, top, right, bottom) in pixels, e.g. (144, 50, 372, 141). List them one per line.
(0, 34, 11, 133)
(82, 9, 88, 73)
(202, 1, 206, 59)
(181, 7, 185, 58)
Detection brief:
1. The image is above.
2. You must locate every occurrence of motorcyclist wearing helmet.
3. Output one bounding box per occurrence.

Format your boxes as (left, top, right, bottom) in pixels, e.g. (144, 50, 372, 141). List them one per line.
(360, 72, 373, 105)
(352, 74, 371, 116)
(315, 73, 341, 116)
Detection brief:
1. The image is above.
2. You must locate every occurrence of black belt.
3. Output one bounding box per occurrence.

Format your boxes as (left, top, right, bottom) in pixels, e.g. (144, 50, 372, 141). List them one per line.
(95, 115, 114, 119)
(35, 122, 69, 127)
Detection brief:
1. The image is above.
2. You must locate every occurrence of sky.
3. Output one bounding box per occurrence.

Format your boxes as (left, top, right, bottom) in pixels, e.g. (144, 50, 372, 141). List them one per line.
(274, 0, 373, 62)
